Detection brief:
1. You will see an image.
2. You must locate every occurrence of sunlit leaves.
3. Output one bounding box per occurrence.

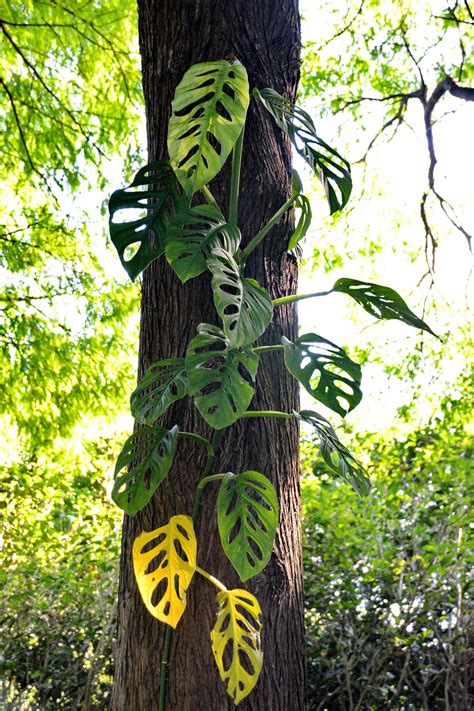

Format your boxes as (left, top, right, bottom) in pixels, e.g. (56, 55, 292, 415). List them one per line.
(211, 588, 263, 705)
(296, 410, 371, 495)
(112, 425, 178, 515)
(130, 358, 188, 425)
(207, 248, 273, 347)
(133, 515, 196, 628)
(283, 334, 362, 417)
(166, 203, 240, 282)
(217, 471, 279, 581)
(186, 324, 258, 429)
(168, 60, 249, 195)
(254, 87, 352, 213)
(108, 161, 181, 281)
(333, 278, 439, 337)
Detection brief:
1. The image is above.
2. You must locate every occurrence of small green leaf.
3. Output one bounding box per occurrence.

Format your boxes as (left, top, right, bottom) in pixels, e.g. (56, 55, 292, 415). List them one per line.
(168, 60, 250, 195)
(112, 425, 178, 515)
(186, 324, 258, 429)
(254, 87, 352, 214)
(333, 278, 439, 337)
(207, 247, 273, 347)
(166, 203, 241, 282)
(217, 471, 279, 581)
(130, 358, 188, 424)
(108, 161, 181, 281)
(295, 410, 370, 495)
(289, 194, 312, 249)
(283, 334, 362, 417)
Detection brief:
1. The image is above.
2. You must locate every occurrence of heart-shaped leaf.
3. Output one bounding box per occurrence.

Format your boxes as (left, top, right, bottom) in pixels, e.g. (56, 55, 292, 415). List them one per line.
(332, 278, 439, 337)
(168, 60, 250, 195)
(254, 87, 352, 214)
(133, 515, 196, 628)
(217, 471, 279, 581)
(112, 425, 178, 515)
(166, 203, 241, 282)
(295, 410, 371, 495)
(283, 334, 362, 417)
(186, 324, 258, 429)
(108, 161, 181, 281)
(211, 588, 263, 705)
(207, 248, 273, 347)
(130, 358, 188, 425)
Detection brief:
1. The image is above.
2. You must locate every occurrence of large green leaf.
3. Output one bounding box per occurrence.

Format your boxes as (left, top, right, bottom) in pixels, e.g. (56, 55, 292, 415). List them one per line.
(333, 278, 439, 337)
(112, 425, 178, 515)
(108, 161, 181, 281)
(166, 203, 241, 282)
(283, 334, 362, 417)
(217, 471, 279, 581)
(130, 358, 188, 425)
(186, 324, 258, 429)
(296, 410, 370, 495)
(168, 60, 249, 195)
(254, 88, 352, 214)
(207, 248, 273, 347)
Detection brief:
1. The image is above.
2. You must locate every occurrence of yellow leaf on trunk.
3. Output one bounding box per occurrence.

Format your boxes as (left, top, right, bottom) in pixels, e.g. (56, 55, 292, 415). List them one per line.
(133, 514, 196, 628)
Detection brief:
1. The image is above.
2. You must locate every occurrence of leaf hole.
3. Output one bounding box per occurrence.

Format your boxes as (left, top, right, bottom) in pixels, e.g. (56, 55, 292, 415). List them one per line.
(222, 83, 235, 100)
(151, 578, 168, 607)
(176, 524, 190, 540)
(238, 649, 255, 675)
(174, 92, 214, 117)
(174, 538, 189, 562)
(144, 549, 166, 575)
(228, 517, 242, 543)
(141, 533, 166, 553)
(123, 242, 141, 262)
(248, 537, 264, 561)
(215, 100, 232, 122)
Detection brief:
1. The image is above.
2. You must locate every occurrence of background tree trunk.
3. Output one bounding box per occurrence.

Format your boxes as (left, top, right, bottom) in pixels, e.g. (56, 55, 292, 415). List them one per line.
(112, 2, 304, 709)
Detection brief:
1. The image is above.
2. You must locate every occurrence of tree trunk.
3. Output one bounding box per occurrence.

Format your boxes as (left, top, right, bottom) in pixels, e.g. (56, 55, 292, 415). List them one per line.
(111, 2, 304, 709)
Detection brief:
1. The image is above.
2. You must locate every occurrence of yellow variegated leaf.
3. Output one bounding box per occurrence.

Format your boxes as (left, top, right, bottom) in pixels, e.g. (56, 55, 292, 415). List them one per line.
(132, 514, 196, 628)
(211, 588, 263, 705)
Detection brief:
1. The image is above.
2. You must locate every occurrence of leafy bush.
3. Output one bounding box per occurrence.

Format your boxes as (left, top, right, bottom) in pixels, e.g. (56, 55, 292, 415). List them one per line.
(302, 369, 473, 710)
(0, 430, 121, 709)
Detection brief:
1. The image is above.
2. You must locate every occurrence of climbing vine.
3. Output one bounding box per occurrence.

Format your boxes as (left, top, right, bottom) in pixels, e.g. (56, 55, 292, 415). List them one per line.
(108, 59, 436, 708)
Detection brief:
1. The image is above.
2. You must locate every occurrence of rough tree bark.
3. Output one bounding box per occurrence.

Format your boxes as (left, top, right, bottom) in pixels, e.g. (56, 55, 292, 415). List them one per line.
(112, 2, 305, 709)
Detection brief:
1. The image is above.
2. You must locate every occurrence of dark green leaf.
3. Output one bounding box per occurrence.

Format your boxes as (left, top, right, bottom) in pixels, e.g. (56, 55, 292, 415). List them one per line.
(166, 203, 241, 282)
(186, 324, 258, 429)
(207, 248, 273, 347)
(168, 60, 249, 195)
(108, 161, 181, 281)
(130, 358, 188, 425)
(254, 87, 352, 214)
(283, 334, 362, 417)
(217, 471, 279, 581)
(112, 425, 178, 515)
(333, 278, 439, 337)
(296, 410, 371, 495)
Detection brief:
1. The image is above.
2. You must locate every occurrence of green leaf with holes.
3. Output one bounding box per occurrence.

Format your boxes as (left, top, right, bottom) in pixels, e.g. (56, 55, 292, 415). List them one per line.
(217, 471, 279, 581)
(295, 410, 370, 495)
(186, 324, 258, 429)
(207, 248, 273, 347)
(254, 87, 352, 213)
(166, 203, 241, 282)
(168, 60, 249, 195)
(282, 334, 362, 417)
(108, 161, 182, 281)
(333, 278, 439, 337)
(130, 358, 188, 425)
(112, 425, 178, 515)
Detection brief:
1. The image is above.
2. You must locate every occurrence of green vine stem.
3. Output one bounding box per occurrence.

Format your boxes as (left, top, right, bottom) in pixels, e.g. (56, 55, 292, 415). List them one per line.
(196, 565, 227, 592)
(177, 431, 213, 454)
(240, 410, 293, 420)
(159, 628, 172, 711)
(253, 345, 284, 354)
(272, 289, 332, 306)
(240, 194, 298, 264)
(229, 127, 245, 225)
(201, 185, 220, 211)
(192, 430, 222, 522)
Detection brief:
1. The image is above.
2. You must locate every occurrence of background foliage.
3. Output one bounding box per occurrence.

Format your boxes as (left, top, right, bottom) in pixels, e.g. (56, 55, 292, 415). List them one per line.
(1, 0, 472, 708)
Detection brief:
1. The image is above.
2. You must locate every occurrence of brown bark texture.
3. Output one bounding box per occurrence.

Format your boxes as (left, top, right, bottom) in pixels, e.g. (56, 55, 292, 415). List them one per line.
(111, 1, 305, 709)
